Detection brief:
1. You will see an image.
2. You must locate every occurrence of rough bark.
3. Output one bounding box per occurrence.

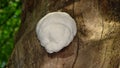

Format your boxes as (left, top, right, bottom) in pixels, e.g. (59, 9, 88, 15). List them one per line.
(6, 0, 120, 68)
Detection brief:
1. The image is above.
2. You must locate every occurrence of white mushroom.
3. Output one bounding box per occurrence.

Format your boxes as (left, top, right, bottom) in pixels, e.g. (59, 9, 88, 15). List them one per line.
(36, 12, 77, 53)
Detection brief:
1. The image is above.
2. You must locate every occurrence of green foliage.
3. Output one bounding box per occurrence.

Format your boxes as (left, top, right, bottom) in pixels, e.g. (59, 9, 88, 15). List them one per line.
(0, 0, 21, 68)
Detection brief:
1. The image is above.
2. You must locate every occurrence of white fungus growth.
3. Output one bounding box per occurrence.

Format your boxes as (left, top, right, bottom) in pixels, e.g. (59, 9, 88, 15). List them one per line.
(36, 12, 77, 53)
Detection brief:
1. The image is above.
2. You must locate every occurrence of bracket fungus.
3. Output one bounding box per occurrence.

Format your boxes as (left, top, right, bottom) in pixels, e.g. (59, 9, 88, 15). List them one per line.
(36, 12, 77, 53)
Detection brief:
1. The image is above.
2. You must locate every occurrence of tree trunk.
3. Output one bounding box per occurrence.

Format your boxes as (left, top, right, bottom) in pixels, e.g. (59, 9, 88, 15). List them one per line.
(6, 0, 120, 68)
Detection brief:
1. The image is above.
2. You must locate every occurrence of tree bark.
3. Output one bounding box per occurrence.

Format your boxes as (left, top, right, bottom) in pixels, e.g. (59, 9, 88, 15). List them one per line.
(6, 0, 120, 68)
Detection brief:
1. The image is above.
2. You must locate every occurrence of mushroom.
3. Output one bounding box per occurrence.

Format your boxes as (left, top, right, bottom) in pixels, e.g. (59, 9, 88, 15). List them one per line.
(36, 12, 77, 53)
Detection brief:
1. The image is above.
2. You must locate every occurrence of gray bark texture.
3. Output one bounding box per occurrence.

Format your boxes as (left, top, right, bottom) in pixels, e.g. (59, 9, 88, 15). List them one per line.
(6, 0, 120, 68)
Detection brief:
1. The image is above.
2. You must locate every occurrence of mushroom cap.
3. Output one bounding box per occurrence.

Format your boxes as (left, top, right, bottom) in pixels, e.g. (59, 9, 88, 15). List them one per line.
(36, 12, 77, 53)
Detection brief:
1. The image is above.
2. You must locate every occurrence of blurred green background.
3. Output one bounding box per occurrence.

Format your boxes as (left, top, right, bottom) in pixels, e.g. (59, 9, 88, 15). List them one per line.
(0, 0, 21, 68)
